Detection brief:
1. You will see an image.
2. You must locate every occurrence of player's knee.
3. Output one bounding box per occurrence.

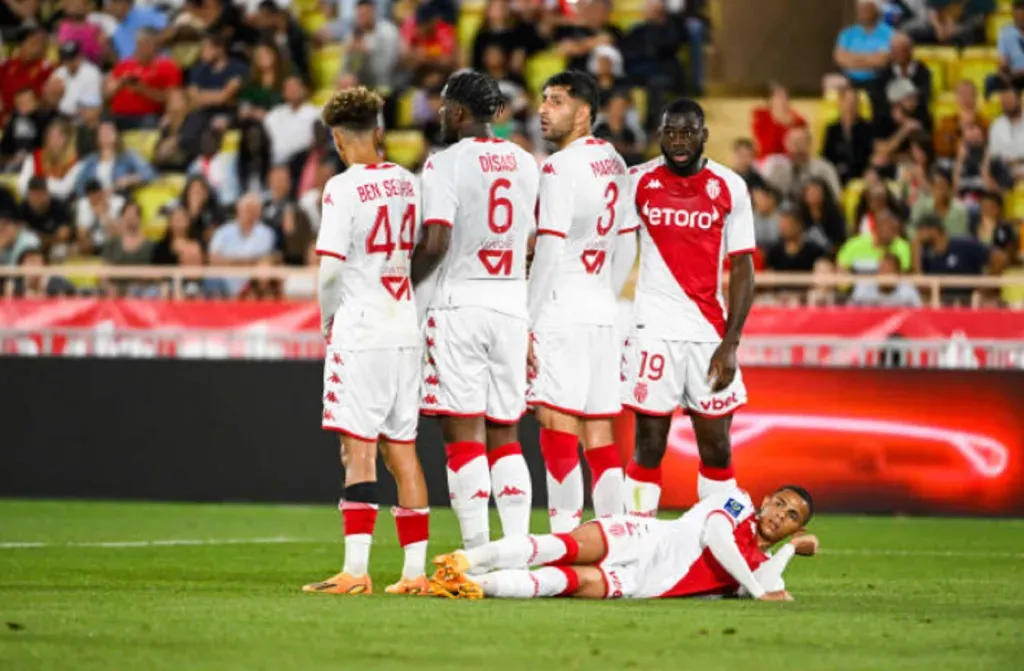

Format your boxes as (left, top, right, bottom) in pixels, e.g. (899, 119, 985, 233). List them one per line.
(634, 431, 667, 469)
(382, 447, 421, 481)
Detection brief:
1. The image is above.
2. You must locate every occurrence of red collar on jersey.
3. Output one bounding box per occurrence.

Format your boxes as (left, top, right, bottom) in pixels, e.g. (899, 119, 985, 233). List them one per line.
(364, 163, 396, 170)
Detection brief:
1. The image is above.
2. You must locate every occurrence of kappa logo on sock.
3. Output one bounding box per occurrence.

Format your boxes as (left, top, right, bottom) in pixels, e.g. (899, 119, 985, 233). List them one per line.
(470, 490, 490, 500)
(496, 485, 527, 498)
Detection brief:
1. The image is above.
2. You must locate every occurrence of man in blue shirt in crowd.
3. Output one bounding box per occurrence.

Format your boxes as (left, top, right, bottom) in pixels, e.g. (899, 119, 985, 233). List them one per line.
(916, 214, 1007, 304)
(989, 0, 1024, 95)
(834, 0, 895, 88)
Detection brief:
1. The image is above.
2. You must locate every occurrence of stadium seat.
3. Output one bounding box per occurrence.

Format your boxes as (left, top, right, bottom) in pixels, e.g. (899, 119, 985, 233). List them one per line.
(312, 46, 344, 91)
(222, 130, 241, 154)
(396, 88, 417, 128)
(61, 255, 105, 291)
(122, 130, 159, 162)
(952, 54, 999, 95)
(914, 46, 958, 96)
(631, 88, 648, 128)
(987, 12, 1012, 44)
(0, 173, 20, 201)
(611, 9, 643, 31)
(842, 179, 865, 229)
(135, 183, 181, 237)
(1010, 184, 1024, 220)
(312, 88, 334, 107)
(458, 8, 483, 65)
(300, 10, 327, 34)
(932, 91, 958, 121)
(152, 172, 187, 194)
(384, 131, 425, 169)
(525, 51, 566, 94)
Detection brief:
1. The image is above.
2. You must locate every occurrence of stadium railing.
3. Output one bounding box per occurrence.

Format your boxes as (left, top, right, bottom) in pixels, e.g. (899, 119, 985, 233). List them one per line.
(1, 266, 1022, 307)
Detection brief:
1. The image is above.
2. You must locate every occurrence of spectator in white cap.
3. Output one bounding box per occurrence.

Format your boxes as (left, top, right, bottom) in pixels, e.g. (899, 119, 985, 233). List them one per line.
(834, 0, 894, 90)
(75, 91, 104, 157)
(50, 42, 104, 117)
(874, 76, 932, 157)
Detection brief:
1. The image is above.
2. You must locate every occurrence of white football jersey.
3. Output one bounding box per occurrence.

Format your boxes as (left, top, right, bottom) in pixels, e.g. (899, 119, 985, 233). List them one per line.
(315, 162, 421, 350)
(625, 157, 756, 343)
(533, 137, 631, 327)
(420, 137, 540, 320)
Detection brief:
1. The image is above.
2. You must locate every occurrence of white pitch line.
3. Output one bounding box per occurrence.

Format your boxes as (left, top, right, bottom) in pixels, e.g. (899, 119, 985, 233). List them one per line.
(0, 537, 310, 549)
(822, 548, 1024, 559)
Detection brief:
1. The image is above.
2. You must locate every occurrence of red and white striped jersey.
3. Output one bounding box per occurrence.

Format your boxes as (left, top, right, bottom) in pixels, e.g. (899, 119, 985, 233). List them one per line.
(315, 162, 420, 350)
(626, 157, 756, 342)
(420, 137, 539, 320)
(635, 488, 769, 599)
(533, 136, 631, 327)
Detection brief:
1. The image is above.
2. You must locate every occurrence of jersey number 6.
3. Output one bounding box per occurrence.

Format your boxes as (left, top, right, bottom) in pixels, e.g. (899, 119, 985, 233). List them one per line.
(478, 178, 514, 276)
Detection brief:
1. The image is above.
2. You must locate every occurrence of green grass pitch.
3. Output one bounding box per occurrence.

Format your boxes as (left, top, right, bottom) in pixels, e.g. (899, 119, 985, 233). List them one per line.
(1, 500, 1022, 670)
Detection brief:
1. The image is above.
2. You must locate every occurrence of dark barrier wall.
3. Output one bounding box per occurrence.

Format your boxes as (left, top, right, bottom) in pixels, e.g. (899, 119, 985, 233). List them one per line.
(0, 358, 552, 507)
(2, 359, 1022, 515)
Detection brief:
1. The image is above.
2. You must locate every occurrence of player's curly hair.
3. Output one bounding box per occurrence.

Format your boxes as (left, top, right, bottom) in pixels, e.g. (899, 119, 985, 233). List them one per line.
(321, 86, 384, 132)
(443, 70, 504, 122)
(662, 97, 705, 125)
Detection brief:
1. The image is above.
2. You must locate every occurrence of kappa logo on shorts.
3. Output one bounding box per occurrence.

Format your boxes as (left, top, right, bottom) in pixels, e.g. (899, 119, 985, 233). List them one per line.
(723, 498, 745, 519)
(323, 409, 335, 421)
(427, 316, 437, 329)
(607, 570, 624, 599)
(328, 373, 341, 384)
(608, 522, 626, 537)
(424, 374, 440, 386)
(633, 382, 648, 404)
(425, 336, 435, 348)
(324, 391, 339, 403)
(423, 394, 439, 405)
(332, 352, 343, 365)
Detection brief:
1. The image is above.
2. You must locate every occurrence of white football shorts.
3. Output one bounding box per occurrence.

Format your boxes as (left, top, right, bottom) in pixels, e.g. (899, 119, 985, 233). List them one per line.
(322, 346, 420, 443)
(621, 334, 747, 417)
(527, 324, 621, 418)
(421, 307, 528, 424)
(590, 516, 660, 600)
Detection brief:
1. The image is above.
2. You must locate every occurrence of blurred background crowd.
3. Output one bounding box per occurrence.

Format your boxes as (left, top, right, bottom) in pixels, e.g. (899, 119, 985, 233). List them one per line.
(0, 0, 1021, 306)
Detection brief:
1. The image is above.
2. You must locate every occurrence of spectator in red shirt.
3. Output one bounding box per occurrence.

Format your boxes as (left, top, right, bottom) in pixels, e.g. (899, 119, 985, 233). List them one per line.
(0, 26, 54, 126)
(104, 27, 183, 131)
(751, 83, 807, 160)
(401, 2, 458, 78)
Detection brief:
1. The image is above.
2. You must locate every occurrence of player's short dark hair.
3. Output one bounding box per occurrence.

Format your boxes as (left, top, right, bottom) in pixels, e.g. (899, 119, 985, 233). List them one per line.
(776, 485, 814, 522)
(662, 98, 705, 126)
(443, 70, 504, 122)
(321, 86, 384, 132)
(916, 212, 945, 232)
(543, 70, 600, 124)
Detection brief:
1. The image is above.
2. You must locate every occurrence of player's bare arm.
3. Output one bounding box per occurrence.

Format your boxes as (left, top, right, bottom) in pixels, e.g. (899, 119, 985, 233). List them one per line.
(709, 252, 754, 392)
(410, 223, 450, 286)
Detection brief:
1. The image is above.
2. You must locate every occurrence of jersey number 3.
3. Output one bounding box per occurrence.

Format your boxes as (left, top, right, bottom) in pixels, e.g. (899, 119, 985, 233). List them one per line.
(581, 182, 619, 274)
(478, 178, 514, 276)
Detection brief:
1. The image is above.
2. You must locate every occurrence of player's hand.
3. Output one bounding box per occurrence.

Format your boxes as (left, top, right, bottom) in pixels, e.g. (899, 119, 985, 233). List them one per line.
(707, 341, 738, 393)
(526, 334, 538, 381)
(790, 533, 819, 557)
(758, 590, 793, 602)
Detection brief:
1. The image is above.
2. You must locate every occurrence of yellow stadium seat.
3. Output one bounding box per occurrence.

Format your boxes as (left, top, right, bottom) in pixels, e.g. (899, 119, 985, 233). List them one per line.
(842, 179, 866, 231)
(313, 46, 344, 91)
(135, 183, 180, 234)
(915, 46, 958, 94)
(312, 88, 334, 107)
(121, 130, 159, 162)
(962, 46, 999, 61)
(396, 88, 417, 128)
(998, 0, 1012, 10)
(525, 50, 566, 94)
(458, 9, 483, 64)
(222, 130, 241, 154)
(953, 57, 999, 97)
(611, 9, 643, 31)
(152, 172, 187, 193)
(384, 131, 425, 169)
(0, 173, 19, 201)
(61, 255, 104, 291)
(1010, 184, 1024, 220)
(301, 11, 327, 35)
(932, 91, 958, 121)
(631, 88, 648, 127)
(987, 12, 1012, 44)
(985, 91, 1005, 118)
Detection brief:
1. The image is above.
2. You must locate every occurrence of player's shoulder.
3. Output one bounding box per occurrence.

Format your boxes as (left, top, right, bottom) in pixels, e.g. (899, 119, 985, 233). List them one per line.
(704, 159, 748, 194)
(628, 156, 665, 183)
(706, 488, 756, 522)
(323, 171, 356, 201)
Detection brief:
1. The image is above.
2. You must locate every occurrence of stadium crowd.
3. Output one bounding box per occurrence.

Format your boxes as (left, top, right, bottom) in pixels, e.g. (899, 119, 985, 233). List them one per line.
(0, 0, 1021, 305)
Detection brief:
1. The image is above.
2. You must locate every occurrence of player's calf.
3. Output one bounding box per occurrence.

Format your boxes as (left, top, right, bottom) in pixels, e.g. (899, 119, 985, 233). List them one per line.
(690, 414, 736, 500)
(486, 421, 533, 538)
(624, 413, 671, 516)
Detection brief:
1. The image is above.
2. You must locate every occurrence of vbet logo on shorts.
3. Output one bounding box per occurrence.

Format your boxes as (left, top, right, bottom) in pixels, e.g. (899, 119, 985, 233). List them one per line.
(641, 201, 720, 229)
(699, 391, 739, 414)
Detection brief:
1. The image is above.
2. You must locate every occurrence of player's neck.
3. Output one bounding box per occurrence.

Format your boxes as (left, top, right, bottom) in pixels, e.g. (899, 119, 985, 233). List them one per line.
(557, 127, 591, 150)
(344, 153, 381, 167)
(664, 156, 707, 178)
(458, 122, 493, 140)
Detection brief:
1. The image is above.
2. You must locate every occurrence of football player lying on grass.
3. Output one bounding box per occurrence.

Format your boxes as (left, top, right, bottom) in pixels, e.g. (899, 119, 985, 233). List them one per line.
(430, 484, 818, 601)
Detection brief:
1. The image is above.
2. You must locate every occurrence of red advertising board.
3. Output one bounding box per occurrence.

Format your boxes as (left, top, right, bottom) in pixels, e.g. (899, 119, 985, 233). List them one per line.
(615, 368, 1024, 515)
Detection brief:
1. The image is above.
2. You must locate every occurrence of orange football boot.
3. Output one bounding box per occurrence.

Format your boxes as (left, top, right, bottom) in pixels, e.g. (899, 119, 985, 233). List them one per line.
(430, 551, 479, 598)
(384, 575, 433, 595)
(302, 572, 373, 594)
